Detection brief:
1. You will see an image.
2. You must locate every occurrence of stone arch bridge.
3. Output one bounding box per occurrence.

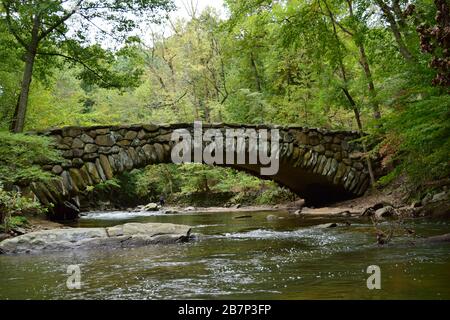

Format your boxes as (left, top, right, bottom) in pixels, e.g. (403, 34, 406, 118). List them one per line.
(29, 123, 371, 218)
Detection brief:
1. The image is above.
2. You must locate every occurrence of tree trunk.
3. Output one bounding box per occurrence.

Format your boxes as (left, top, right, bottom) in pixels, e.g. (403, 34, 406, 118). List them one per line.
(389, 23, 415, 62)
(324, 1, 377, 187)
(11, 17, 40, 133)
(11, 51, 36, 132)
(9, 98, 20, 132)
(357, 39, 381, 120)
(343, 0, 381, 120)
(392, 0, 407, 29)
(374, 0, 415, 62)
(250, 52, 262, 92)
(342, 88, 377, 187)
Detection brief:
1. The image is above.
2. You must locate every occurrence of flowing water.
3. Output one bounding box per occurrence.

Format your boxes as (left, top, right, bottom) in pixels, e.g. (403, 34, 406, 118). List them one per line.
(0, 210, 449, 300)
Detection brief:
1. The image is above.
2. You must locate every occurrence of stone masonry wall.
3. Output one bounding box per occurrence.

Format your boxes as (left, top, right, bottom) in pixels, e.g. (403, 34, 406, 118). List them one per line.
(28, 123, 369, 216)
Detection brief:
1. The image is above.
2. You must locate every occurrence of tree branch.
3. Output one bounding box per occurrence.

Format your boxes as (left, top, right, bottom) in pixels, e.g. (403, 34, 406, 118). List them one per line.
(2, 0, 29, 49)
(38, 0, 83, 41)
(36, 50, 114, 87)
(321, 0, 354, 36)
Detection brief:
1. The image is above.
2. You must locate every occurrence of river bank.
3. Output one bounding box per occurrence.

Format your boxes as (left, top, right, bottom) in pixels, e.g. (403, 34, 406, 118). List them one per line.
(160, 187, 450, 218)
(2, 186, 449, 243)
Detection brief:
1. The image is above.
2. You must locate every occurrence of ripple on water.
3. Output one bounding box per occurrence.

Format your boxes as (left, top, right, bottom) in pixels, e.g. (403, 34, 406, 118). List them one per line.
(221, 228, 352, 247)
(81, 210, 167, 220)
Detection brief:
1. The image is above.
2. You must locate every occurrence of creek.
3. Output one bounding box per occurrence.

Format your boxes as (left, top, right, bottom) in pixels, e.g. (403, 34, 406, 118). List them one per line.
(0, 210, 449, 299)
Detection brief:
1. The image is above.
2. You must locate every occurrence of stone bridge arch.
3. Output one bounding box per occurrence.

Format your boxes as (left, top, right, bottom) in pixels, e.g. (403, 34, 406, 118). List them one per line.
(30, 123, 371, 218)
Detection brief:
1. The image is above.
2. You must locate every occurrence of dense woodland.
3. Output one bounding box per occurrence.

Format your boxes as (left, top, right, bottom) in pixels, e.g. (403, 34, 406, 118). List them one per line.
(0, 0, 449, 227)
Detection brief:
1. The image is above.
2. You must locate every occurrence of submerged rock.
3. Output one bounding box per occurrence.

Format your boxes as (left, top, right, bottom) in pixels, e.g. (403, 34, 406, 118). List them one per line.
(0, 222, 192, 255)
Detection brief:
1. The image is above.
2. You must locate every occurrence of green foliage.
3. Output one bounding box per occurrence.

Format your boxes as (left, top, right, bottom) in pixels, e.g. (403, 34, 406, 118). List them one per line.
(227, 183, 294, 206)
(97, 164, 293, 206)
(94, 179, 121, 192)
(0, 184, 46, 232)
(7, 216, 28, 228)
(255, 187, 294, 205)
(134, 164, 182, 197)
(376, 92, 450, 186)
(0, 131, 63, 185)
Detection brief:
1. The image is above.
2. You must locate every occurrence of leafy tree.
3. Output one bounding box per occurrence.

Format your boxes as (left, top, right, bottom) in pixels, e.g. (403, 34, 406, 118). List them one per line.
(1, 0, 174, 132)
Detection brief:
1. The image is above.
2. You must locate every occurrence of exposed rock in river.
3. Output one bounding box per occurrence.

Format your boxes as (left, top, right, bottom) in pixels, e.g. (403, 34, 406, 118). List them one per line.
(0, 223, 192, 255)
(313, 222, 351, 228)
(142, 202, 160, 211)
(374, 206, 396, 219)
